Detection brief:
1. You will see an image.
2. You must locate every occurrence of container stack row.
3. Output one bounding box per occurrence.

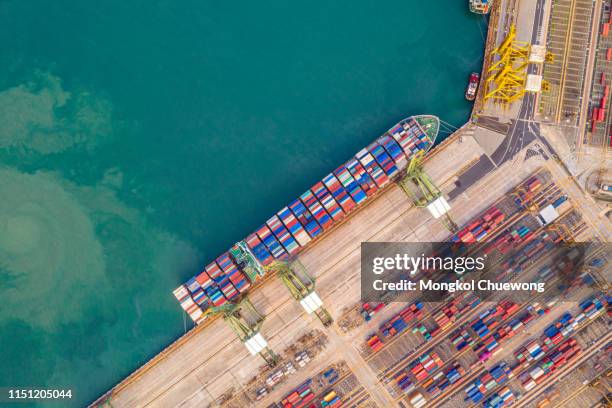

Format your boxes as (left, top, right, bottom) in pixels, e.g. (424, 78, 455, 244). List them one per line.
(174, 117, 435, 322)
(482, 386, 515, 408)
(379, 301, 424, 339)
(409, 351, 445, 382)
(450, 205, 506, 244)
(425, 362, 465, 398)
(451, 329, 474, 351)
(360, 302, 385, 321)
(173, 252, 252, 322)
(280, 379, 315, 408)
(320, 390, 342, 407)
(464, 363, 512, 403)
(520, 338, 581, 391)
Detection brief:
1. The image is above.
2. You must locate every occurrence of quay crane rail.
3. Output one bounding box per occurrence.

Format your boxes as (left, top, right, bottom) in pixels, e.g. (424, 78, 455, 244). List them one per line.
(265, 260, 333, 327)
(398, 150, 458, 232)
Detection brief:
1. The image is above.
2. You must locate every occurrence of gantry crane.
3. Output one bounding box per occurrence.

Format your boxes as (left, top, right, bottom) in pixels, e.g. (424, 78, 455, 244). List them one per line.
(230, 241, 266, 282)
(265, 261, 333, 327)
(398, 151, 458, 232)
(484, 24, 531, 104)
(202, 297, 278, 367)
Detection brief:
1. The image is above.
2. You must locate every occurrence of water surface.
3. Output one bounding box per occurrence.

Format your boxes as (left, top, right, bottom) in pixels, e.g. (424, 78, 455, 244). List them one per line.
(0, 1, 485, 405)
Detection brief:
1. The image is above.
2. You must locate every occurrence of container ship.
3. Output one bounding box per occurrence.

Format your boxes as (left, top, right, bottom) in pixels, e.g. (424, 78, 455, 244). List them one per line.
(465, 72, 480, 101)
(469, 0, 491, 14)
(173, 115, 440, 323)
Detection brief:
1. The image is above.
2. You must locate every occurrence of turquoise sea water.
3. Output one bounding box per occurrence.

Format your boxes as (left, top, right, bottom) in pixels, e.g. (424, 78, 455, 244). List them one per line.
(0, 1, 485, 406)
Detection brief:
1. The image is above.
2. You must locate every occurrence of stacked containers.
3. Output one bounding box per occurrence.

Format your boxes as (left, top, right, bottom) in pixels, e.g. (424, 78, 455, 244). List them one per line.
(451, 329, 473, 351)
(430, 362, 465, 395)
(320, 390, 342, 407)
(323, 173, 356, 213)
(217, 253, 251, 293)
(379, 134, 408, 170)
(389, 121, 417, 156)
(483, 387, 514, 408)
(410, 351, 444, 382)
(245, 233, 274, 266)
(299, 190, 333, 231)
(464, 364, 511, 404)
(520, 339, 580, 390)
(173, 285, 204, 323)
(256, 224, 288, 260)
(355, 148, 390, 188)
(206, 262, 229, 307)
(451, 205, 506, 244)
(395, 371, 415, 394)
(379, 302, 423, 338)
(281, 380, 315, 408)
(311, 181, 344, 222)
(367, 334, 384, 352)
(288, 199, 322, 239)
(580, 295, 605, 319)
(433, 303, 458, 330)
(267, 215, 300, 255)
(381, 315, 409, 337)
(334, 165, 367, 205)
(368, 142, 398, 178)
(515, 339, 547, 364)
(278, 206, 311, 246)
(345, 158, 378, 197)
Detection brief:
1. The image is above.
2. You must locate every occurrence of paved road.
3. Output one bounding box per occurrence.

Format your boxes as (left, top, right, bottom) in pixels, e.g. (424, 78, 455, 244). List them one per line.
(485, 0, 552, 167)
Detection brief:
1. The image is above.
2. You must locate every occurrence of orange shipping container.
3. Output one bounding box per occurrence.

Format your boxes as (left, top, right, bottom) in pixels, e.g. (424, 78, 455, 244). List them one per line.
(603, 23, 610, 37)
(605, 85, 610, 97)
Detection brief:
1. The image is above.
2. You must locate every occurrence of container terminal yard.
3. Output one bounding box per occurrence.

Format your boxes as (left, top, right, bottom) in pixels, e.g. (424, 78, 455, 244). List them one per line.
(93, 0, 612, 407)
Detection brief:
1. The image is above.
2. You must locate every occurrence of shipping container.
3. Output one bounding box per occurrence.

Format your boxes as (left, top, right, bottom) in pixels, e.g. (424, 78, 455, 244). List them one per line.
(256, 224, 288, 260)
(289, 198, 323, 239)
(278, 206, 312, 246)
(355, 148, 390, 188)
(334, 165, 367, 205)
(345, 158, 378, 197)
(267, 215, 300, 255)
(311, 181, 344, 222)
(322, 173, 356, 214)
(368, 142, 399, 178)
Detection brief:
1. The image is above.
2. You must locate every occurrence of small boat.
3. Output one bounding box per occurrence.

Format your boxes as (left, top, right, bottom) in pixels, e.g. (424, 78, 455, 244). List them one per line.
(465, 72, 480, 101)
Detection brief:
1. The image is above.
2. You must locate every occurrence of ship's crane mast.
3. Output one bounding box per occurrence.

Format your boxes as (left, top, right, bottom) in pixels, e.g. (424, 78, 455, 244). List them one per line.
(203, 297, 278, 367)
(265, 261, 333, 327)
(398, 151, 458, 232)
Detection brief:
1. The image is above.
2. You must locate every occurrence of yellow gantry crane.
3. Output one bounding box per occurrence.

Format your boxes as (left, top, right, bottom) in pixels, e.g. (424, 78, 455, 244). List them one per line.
(484, 24, 531, 104)
(398, 151, 458, 232)
(265, 260, 333, 327)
